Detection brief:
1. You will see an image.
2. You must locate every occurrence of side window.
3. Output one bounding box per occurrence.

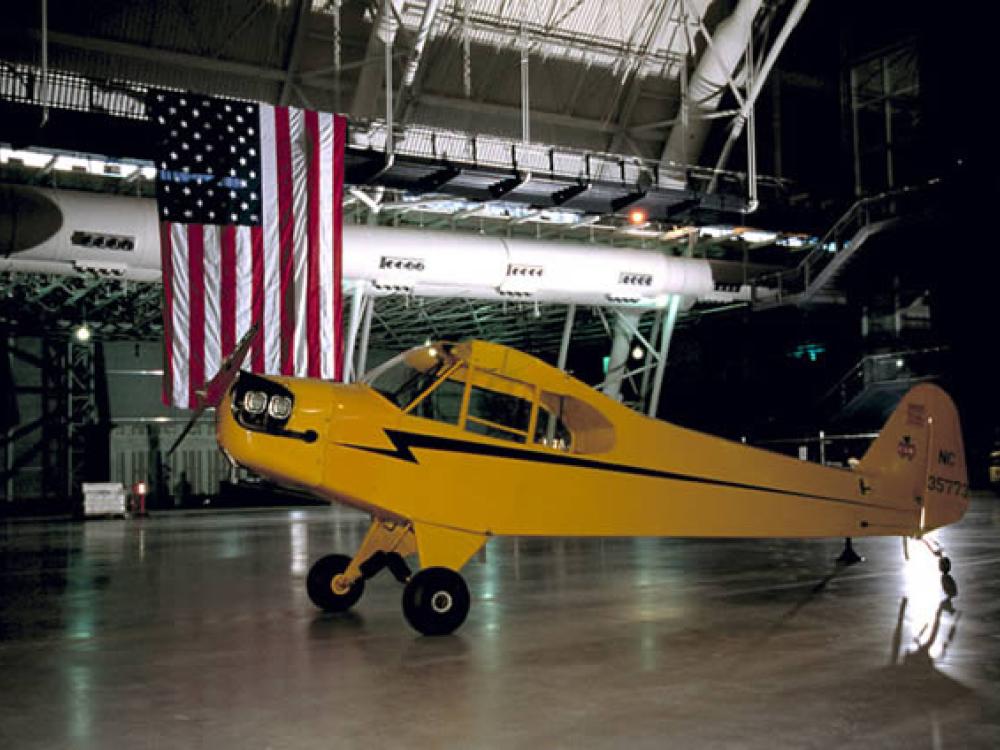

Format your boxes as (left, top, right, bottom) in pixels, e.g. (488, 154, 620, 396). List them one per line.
(465, 386, 531, 444)
(534, 407, 572, 451)
(538, 390, 615, 454)
(414, 377, 465, 425)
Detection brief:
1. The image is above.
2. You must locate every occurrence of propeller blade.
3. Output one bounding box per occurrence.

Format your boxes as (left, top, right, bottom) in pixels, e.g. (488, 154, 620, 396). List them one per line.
(166, 406, 205, 457)
(167, 322, 261, 458)
(198, 321, 261, 408)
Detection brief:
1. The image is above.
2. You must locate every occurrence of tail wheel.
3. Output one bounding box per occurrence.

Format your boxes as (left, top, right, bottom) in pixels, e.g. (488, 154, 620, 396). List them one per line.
(402, 567, 470, 636)
(306, 553, 364, 612)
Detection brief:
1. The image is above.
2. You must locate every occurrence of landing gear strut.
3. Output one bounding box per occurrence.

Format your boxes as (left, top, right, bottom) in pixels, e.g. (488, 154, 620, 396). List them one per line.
(305, 517, 476, 636)
(920, 536, 952, 574)
(836, 537, 864, 566)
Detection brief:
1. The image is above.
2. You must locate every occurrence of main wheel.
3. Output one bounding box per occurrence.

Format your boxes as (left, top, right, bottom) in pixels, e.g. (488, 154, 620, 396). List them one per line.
(401, 567, 470, 636)
(307, 554, 364, 612)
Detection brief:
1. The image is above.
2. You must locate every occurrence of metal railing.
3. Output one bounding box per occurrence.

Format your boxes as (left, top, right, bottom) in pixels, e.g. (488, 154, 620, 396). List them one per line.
(753, 431, 879, 467)
(347, 119, 790, 195)
(1, 60, 795, 203)
(820, 346, 950, 414)
(1, 61, 148, 120)
(752, 178, 945, 305)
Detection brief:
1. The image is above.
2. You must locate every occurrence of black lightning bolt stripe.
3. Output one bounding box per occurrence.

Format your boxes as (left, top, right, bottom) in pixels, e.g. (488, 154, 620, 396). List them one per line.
(339, 429, 912, 515)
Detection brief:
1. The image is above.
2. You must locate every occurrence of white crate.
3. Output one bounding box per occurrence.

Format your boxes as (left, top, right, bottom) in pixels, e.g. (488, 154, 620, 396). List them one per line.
(83, 482, 127, 517)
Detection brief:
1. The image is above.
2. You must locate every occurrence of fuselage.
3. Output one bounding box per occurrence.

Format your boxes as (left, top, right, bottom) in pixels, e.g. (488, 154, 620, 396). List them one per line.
(217, 341, 970, 541)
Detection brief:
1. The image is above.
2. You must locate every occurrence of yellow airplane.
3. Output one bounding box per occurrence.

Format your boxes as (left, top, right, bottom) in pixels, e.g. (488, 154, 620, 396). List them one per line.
(215, 339, 970, 635)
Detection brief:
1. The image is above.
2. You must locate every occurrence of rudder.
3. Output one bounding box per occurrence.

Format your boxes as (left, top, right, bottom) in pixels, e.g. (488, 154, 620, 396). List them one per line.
(859, 383, 969, 534)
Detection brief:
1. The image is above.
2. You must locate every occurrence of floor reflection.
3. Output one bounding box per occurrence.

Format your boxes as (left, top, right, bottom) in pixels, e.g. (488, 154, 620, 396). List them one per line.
(891, 578, 961, 669)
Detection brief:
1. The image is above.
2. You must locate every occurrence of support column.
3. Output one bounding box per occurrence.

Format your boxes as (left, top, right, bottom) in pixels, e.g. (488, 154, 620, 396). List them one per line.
(647, 295, 682, 417)
(639, 310, 663, 403)
(356, 296, 376, 379)
(342, 282, 368, 383)
(556, 304, 576, 371)
(66, 339, 98, 498)
(602, 309, 641, 401)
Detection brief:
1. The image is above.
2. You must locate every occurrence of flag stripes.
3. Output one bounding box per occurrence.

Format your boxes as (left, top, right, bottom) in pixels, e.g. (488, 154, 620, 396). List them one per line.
(157, 100, 345, 408)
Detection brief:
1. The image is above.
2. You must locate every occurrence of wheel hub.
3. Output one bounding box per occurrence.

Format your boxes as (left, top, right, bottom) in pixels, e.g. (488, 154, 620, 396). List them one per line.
(331, 573, 351, 596)
(430, 590, 453, 613)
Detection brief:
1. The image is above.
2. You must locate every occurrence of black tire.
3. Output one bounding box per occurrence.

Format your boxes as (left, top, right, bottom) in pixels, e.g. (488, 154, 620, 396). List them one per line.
(401, 567, 470, 636)
(307, 554, 364, 612)
(939, 556, 952, 575)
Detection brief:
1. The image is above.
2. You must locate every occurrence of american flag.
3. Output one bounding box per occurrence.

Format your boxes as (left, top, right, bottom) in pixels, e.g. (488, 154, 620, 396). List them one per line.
(149, 90, 346, 409)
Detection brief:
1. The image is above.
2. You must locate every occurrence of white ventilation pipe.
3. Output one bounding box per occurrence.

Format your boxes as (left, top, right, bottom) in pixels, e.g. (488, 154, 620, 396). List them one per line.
(350, 0, 405, 119)
(0, 185, 718, 307)
(661, 0, 762, 184)
(401, 0, 442, 88)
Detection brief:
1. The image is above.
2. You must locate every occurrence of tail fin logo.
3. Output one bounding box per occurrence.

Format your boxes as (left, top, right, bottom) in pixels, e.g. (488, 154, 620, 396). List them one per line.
(897, 435, 917, 461)
(907, 403, 927, 426)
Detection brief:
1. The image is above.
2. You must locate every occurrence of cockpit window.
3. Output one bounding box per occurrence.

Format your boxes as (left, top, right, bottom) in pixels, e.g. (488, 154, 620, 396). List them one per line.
(412, 373, 466, 424)
(364, 346, 451, 410)
(465, 386, 532, 444)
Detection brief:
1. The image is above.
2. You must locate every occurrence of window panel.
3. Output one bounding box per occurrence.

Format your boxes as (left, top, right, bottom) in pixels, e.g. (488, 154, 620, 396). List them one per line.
(468, 386, 531, 433)
(414, 376, 466, 425)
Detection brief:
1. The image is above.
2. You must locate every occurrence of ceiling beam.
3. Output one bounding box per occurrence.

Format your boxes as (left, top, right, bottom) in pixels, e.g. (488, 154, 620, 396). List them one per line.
(279, 0, 312, 105)
(416, 93, 663, 142)
(25, 30, 290, 82)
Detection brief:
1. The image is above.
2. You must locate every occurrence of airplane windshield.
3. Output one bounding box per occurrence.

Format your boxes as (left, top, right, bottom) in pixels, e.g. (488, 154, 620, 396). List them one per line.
(364, 346, 450, 410)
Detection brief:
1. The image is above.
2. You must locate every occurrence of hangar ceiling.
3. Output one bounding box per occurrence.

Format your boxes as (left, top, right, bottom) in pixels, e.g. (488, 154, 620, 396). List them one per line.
(3, 0, 747, 155)
(1, 0, 820, 354)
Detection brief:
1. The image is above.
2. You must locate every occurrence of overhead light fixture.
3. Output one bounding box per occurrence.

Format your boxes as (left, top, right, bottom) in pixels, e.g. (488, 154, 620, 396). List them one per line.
(72, 323, 92, 343)
(631, 345, 645, 360)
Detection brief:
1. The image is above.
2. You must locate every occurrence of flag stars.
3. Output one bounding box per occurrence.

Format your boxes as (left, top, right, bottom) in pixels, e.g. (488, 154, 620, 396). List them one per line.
(151, 90, 263, 227)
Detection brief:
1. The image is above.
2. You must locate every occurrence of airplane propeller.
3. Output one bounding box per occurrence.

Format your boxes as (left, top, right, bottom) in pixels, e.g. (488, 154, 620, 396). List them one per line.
(166, 322, 260, 457)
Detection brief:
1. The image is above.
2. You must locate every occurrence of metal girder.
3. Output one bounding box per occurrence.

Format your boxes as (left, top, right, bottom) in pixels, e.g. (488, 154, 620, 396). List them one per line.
(25, 30, 291, 83)
(416, 93, 663, 142)
(604, 0, 678, 154)
(351, 0, 405, 119)
(279, 0, 313, 106)
(0, 272, 163, 340)
(432, 5, 687, 73)
(213, 0, 270, 60)
(708, 0, 812, 190)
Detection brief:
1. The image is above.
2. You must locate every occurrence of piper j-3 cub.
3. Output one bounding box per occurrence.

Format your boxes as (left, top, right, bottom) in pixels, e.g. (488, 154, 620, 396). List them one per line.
(215, 339, 969, 636)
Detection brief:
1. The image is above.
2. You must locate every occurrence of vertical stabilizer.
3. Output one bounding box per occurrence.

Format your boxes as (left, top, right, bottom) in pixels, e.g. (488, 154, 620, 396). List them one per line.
(860, 383, 969, 534)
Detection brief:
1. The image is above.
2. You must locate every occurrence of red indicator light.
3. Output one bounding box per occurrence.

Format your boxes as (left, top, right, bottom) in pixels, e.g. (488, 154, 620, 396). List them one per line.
(628, 208, 647, 225)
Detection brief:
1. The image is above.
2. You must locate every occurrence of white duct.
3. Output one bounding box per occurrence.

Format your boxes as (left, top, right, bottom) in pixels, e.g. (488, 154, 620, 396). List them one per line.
(0, 185, 717, 307)
(661, 0, 762, 183)
(350, 0, 405, 119)
(401, 0, 442, 88)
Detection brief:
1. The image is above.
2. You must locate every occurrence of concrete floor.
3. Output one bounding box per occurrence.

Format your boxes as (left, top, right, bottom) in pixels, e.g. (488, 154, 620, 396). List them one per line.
(2, 497, 1000, 749)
